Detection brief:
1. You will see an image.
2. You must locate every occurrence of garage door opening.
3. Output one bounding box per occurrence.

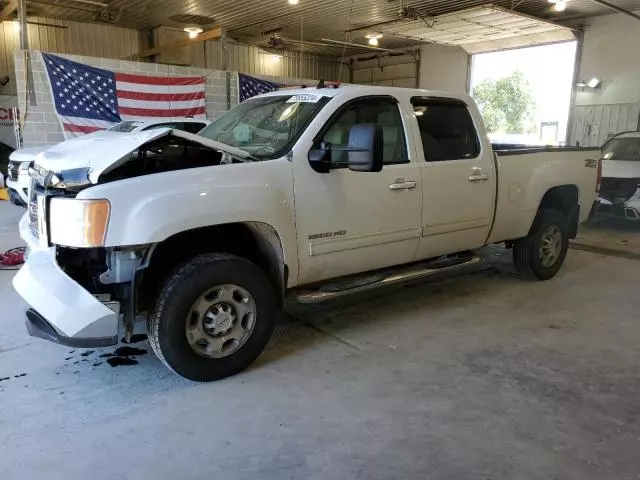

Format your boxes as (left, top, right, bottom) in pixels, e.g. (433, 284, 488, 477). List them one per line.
(470, 41, 577, 146)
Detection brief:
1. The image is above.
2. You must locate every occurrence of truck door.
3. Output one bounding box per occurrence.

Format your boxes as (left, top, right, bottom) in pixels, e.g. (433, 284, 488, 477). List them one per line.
(410, 97, 496, 259)
(292, 96, 423, 285)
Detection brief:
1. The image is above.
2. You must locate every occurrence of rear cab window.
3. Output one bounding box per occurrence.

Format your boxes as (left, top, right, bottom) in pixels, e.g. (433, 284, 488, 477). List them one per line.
(602, 136, 640, 161)
(411, 97, 480, 162)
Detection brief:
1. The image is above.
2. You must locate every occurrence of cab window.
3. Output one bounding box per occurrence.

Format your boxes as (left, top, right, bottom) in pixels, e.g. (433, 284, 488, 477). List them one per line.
(320, 97, 408, 166)
(411, 98, 480, 162)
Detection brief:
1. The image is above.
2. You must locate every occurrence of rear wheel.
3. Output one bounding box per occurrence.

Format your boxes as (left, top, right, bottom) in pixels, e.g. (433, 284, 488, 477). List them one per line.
(148, 253, 276, 382)
(513, 208, 570, 281)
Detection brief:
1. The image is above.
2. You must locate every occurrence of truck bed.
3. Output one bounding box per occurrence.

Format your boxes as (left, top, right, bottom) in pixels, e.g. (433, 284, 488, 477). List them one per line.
(493, 145, 600, 156)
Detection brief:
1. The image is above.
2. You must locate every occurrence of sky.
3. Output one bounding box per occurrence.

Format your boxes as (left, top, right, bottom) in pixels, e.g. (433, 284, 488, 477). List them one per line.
(470, 41, 577, 143)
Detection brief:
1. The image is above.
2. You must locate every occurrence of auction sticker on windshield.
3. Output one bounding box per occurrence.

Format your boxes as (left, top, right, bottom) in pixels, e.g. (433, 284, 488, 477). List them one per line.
(287, 94, 324, 103)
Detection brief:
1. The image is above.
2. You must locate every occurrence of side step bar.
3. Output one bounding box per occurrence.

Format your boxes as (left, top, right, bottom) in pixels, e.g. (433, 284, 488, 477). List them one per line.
(294, 255, 483, 304)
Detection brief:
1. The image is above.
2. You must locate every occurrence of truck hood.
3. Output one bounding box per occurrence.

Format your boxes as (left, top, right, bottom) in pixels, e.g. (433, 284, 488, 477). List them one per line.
(33, 128, 252, 183)
(9, 145, 50, 163)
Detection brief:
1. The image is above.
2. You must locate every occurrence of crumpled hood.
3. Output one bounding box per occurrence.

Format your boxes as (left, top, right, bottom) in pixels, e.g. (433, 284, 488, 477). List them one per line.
(33, 128, 251, 183)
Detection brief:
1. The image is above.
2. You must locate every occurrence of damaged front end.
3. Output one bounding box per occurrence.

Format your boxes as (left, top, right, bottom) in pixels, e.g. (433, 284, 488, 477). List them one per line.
(15, 129, 248, 347)
(596, 177, 640, 221)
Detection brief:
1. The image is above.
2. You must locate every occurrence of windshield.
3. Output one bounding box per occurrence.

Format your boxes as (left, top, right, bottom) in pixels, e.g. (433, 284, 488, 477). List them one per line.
(108, 121, 144, 133)
(602, 137, 640, 161)
(198, 95, 331, 159)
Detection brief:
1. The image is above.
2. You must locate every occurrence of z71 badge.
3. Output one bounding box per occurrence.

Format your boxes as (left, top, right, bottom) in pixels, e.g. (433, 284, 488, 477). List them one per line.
(584, 159, 598, 168)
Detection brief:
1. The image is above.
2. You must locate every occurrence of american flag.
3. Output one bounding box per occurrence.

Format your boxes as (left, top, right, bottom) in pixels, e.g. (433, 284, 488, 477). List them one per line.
(238, 73, 282, 102)
(42, 52, 206, 137)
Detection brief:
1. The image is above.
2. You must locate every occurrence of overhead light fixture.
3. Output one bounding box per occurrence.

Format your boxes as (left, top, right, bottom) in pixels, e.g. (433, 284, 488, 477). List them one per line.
(547, 0, 568, 12)
(271, 54, 282, 61)
(554, 1, 567, 11)
(365, 32, 383, 47)
(576, 81, 587, 88)
(288, 0, 299, 4)
(184, 26, 203, 39)
(587, 77, 601, 88)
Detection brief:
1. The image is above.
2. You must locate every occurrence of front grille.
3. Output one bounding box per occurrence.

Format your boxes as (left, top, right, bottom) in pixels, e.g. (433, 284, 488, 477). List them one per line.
(7, 162, 19, 181)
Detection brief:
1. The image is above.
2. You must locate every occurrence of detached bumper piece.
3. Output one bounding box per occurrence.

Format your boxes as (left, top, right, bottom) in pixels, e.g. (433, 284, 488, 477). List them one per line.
(12, 246, 121, 348)
(26, 309, 117, 348)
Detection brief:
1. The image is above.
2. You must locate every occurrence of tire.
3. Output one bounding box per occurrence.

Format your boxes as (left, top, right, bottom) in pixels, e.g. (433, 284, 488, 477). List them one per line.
(513, 208, 570, 281)
(148, 253, 276, 382)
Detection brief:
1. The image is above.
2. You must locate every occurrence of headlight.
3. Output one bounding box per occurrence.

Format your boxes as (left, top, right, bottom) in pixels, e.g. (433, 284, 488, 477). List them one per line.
(49, 198, 111, 247)
(18, 162, 30, 172)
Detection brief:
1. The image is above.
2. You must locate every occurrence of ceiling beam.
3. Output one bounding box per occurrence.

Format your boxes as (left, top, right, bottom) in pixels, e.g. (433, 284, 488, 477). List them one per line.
(124, 26, 222, 60)
(590, 0, 640, 22)
(0, 0, 18, 23)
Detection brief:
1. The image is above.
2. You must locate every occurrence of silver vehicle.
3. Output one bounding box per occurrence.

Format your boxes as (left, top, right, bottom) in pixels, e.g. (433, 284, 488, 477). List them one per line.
(593, 131, 640, 221)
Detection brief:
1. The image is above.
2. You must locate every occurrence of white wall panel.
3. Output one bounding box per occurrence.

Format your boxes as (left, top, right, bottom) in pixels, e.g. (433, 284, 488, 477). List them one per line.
(575, 11, 640, 106)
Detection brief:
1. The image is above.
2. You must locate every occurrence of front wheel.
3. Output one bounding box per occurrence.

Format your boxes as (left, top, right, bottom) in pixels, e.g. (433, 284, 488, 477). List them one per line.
(513, 208, 570, 281)
(148, 253, 277, 382)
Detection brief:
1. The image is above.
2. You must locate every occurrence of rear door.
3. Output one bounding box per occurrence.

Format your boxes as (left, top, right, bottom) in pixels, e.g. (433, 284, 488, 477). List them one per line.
(411, 97, 496, 259)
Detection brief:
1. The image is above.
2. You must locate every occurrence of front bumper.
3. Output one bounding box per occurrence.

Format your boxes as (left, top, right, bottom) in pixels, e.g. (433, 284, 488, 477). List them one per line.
(12, 242, 121, 348)
(7, 187, 27, 207)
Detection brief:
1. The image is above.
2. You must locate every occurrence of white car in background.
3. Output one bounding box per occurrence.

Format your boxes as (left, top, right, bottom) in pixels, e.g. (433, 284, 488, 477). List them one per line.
(6, 118, 209, 207)
(592, 131, 640, 221)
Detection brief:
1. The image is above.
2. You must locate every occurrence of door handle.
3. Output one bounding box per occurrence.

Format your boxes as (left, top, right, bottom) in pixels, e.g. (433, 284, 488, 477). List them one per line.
(468, 168, 490, 181)
(389, 180, 417, 190)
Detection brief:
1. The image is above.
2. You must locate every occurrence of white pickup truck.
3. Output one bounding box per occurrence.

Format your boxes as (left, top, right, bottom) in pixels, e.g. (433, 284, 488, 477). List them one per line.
(13, 85, 600, 381)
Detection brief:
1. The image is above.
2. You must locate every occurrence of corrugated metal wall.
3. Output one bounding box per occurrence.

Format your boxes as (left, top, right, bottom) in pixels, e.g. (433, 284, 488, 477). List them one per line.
(0, 18, 146, 95)
(569, 103, 640, 147)
(195, 39, 348, 82)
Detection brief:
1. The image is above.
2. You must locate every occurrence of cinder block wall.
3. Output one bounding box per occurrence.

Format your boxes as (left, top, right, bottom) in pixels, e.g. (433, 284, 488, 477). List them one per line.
(14, 50, 237, 147)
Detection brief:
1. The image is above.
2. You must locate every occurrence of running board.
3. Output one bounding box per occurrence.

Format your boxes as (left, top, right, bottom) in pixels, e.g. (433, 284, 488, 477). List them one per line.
(294, 255, 483, 304)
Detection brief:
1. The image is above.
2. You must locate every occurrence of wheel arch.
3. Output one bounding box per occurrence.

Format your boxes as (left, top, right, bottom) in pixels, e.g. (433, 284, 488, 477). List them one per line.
(138, 222, 287, 312)
(534, 184, 580, 238)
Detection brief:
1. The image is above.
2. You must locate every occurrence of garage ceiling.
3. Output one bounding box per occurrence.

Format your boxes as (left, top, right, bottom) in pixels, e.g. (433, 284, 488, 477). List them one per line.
(381, 5, 575, 53)
(10, 0, 640, 55)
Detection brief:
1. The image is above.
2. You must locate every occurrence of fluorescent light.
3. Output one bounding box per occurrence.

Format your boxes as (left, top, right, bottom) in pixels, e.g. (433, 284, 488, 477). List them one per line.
(576, 81, 587, 88)
(587, 77, 601, 88)
(271, 54, 282, 61)
(288, 0, 299, 4)
(184, 26, 203, 39)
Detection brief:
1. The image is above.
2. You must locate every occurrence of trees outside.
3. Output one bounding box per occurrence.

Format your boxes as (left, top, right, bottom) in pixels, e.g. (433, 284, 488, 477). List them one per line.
(472, 71, 536, 134)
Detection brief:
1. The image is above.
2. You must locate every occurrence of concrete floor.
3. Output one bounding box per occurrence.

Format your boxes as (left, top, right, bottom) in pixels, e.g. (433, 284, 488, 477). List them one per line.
(572, 215, 640, 259)
(1, 201, 640, 480)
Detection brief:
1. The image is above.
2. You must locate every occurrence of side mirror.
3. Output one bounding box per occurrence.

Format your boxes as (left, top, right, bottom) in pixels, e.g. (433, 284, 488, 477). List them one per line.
(307, 124, 384, 174)
(346, 124, 383, 173)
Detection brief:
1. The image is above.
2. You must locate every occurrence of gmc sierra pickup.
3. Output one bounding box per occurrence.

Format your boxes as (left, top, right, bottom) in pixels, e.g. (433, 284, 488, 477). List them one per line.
(13, 85, 600, 381)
